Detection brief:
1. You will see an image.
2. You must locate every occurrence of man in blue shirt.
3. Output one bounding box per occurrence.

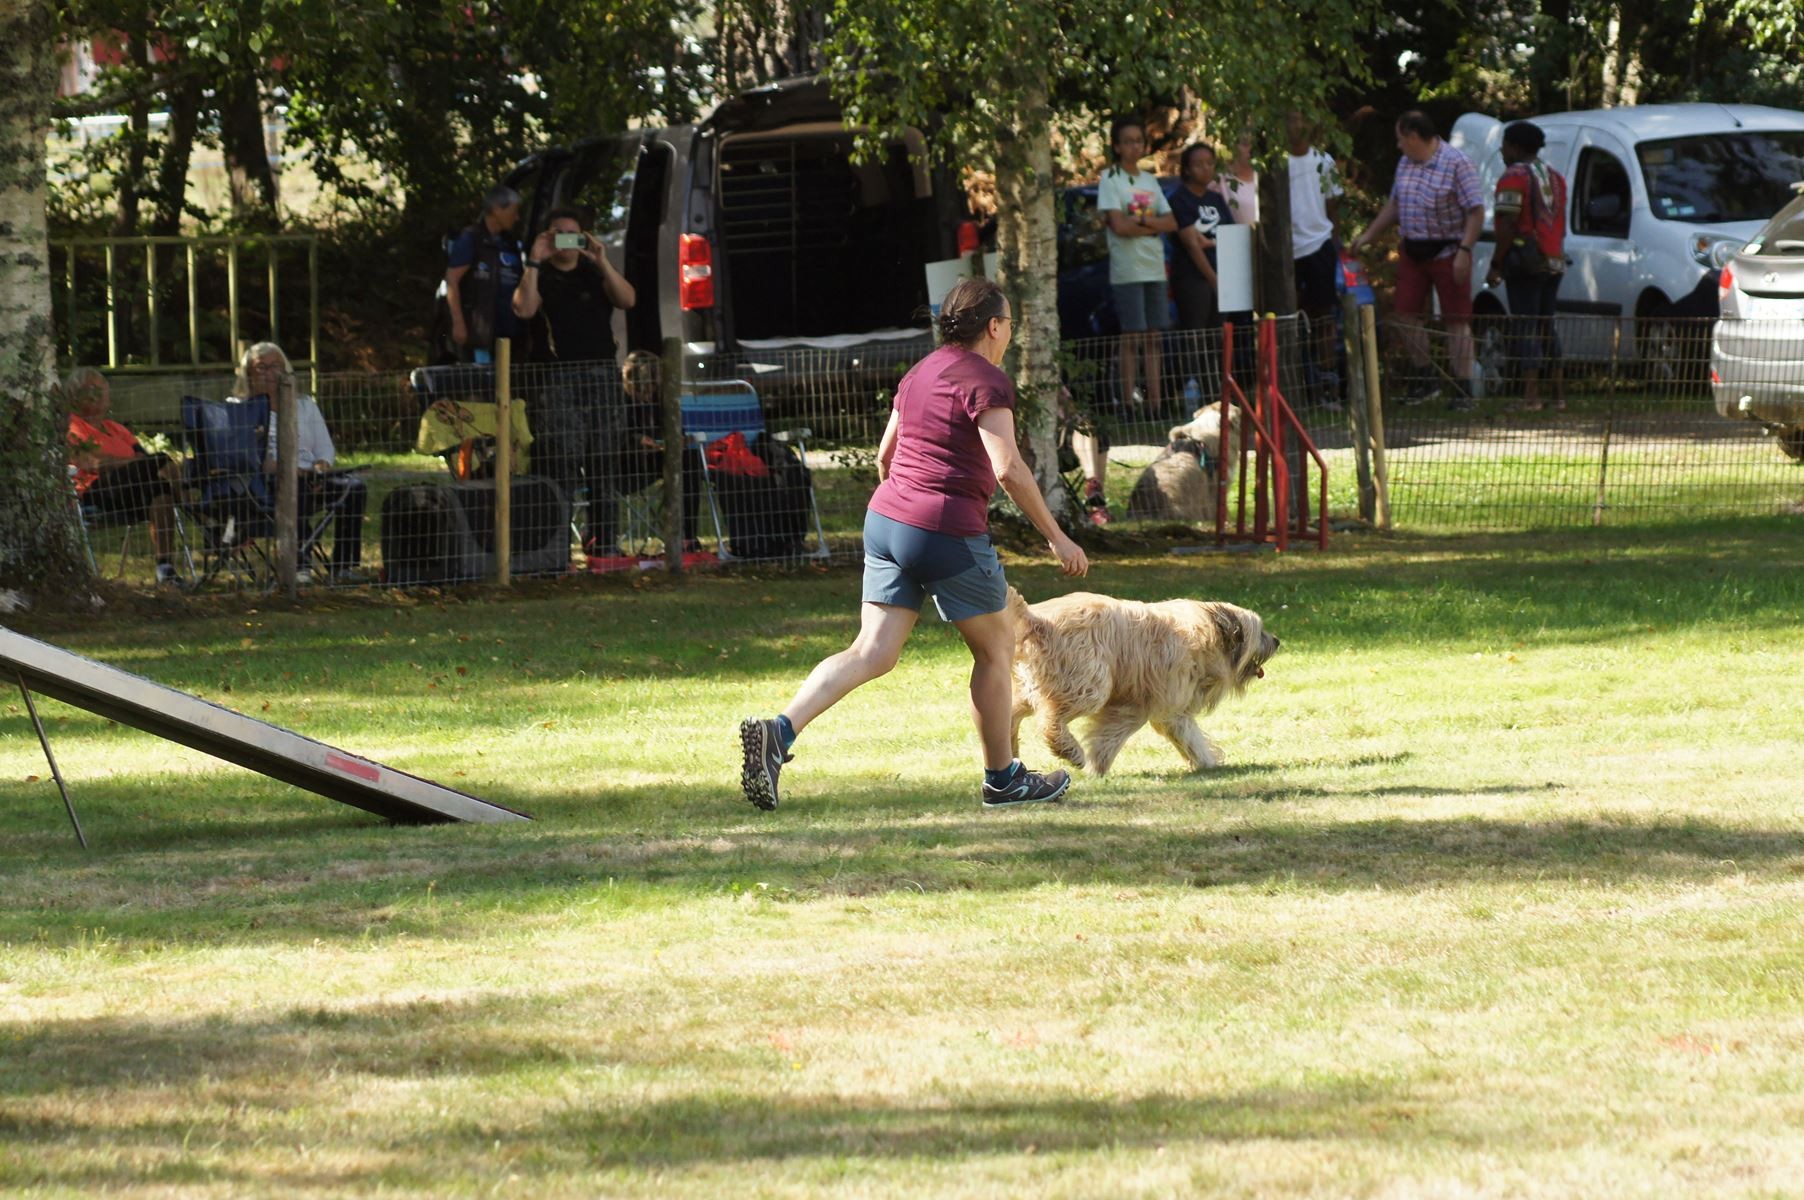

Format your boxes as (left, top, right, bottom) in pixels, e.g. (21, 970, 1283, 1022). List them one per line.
(445, 186, 525, 363)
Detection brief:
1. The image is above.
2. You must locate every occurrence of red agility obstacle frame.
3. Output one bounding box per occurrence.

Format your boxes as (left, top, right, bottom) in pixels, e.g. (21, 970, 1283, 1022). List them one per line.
(1212, 315, 1330, 551)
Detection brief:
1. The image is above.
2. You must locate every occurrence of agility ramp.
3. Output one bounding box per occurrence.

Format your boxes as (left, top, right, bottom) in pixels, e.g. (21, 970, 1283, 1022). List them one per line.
(3, 625, 529, 844)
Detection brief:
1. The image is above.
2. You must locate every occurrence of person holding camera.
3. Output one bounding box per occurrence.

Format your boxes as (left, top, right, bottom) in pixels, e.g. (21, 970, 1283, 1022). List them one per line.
(512, 207, 636, 364)
(512, 207, 648, 564)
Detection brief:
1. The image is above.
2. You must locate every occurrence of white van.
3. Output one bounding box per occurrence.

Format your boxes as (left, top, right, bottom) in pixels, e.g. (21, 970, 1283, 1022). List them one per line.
(1451, 104, 1804, 364)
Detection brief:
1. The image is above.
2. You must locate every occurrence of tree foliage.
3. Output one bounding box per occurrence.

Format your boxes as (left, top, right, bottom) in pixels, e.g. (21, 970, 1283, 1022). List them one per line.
(821, 0, 1382, 507)
(52, 0, 709, 238)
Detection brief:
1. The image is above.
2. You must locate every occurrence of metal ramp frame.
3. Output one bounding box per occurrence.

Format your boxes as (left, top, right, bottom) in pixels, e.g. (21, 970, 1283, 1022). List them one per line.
(3, 625, 530, 845)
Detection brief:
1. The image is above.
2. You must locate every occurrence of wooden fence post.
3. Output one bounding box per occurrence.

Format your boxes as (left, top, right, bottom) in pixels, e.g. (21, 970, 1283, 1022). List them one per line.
(275, 362, 299, 597)
(661, 337, 684, 573)
(494, 338, 512, 586)
(1360, 304, 1392, 531)
(1341, 292, 1376, 525)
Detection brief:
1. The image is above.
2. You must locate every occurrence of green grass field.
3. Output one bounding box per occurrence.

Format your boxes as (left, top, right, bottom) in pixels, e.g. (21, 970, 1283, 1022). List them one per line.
(4, 518, 1803, 1197)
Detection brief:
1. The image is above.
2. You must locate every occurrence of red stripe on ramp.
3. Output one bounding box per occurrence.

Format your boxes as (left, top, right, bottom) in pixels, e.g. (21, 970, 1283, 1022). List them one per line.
(325, 752, 381, 782)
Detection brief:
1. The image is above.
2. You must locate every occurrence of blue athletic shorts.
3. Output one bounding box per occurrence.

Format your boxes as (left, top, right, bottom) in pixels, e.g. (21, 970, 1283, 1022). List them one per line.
(862, 509, 1007, 622)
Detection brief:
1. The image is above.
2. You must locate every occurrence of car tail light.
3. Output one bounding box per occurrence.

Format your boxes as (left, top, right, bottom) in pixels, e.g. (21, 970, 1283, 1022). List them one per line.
(679, 234, 714, 310)
(1710, 369, 1722, 385)
(1718, 265, 1733, 299)
(956, 220, 980, 256)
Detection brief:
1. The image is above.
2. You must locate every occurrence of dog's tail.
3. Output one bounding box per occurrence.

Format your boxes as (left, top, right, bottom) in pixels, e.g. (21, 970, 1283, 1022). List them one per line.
(1005, 586, 1047, 646)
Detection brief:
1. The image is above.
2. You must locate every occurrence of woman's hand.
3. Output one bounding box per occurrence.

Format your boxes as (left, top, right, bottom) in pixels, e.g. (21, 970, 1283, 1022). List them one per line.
(1049, 532, 1089, 577)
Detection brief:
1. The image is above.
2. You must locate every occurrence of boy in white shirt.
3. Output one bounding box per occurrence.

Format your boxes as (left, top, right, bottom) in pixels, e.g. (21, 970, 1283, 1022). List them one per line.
(1287, 112, 1346, 407)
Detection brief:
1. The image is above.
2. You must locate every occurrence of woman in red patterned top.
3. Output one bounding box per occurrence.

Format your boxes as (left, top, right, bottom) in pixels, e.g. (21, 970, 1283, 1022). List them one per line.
(65, 368, 183, 585)
(740, 278, 1089, 811)
(1484, 121, 1569, 411)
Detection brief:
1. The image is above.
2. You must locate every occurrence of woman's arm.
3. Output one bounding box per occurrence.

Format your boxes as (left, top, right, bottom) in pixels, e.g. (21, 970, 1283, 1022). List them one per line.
(875, 408, 901, 481)
(975, 408, 1088, 577)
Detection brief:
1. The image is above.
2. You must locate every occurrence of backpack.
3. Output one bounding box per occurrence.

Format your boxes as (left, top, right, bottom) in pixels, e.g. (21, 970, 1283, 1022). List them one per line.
(713, 436, 811, 559)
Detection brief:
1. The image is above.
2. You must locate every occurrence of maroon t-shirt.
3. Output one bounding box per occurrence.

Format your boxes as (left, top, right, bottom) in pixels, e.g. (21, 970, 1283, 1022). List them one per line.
(868, 345, 1016, 536)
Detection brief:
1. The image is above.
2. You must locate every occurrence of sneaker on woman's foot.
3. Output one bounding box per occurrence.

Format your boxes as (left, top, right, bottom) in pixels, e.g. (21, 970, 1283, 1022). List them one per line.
(738, 717, 792, 811)
(981, 765, 1071, 808)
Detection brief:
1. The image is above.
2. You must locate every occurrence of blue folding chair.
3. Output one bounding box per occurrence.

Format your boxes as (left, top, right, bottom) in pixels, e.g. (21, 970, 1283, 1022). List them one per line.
(681, 379, 829, 561)
(179, 394, 335, 590)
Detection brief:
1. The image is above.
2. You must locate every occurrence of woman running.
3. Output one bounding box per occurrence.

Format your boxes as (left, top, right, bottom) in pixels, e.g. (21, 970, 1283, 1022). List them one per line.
(739, 277, 1089, 811)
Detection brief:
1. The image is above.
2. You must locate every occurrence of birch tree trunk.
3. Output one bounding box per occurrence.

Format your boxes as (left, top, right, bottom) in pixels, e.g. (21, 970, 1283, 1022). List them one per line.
(1, 0, 85, 597)
(993, 77, 1067, 518)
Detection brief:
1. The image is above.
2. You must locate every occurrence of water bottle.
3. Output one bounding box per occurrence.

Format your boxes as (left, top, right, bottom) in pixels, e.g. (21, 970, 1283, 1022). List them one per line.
(1183, 377, 1202, 411)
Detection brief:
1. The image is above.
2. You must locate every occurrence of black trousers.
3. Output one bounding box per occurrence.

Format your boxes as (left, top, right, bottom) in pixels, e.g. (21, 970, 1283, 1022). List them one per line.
(591, 440, 705, 554)
(299, 473, 368, 570)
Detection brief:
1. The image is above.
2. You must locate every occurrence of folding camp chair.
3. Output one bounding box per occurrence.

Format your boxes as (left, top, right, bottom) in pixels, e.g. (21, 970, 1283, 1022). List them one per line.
(70, 464, 196, 585)
(180, 395, 337, 590)
(681, 379, 829, 562)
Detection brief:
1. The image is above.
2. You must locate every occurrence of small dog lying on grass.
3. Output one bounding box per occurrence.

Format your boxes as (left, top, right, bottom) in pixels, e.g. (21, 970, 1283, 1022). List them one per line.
(1006, 587, 1278, 776)
(1125, 405, 1241, 523)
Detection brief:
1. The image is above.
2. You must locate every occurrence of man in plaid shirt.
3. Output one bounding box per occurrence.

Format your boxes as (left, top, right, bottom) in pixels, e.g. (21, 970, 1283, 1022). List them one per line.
(1350, 111, 1485, 408)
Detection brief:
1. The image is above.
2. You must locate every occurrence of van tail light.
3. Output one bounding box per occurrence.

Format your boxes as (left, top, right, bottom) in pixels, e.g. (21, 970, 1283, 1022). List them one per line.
(1711, 369, 1722, 385)
(679, 234, 714, 310)
(1718, 265, 1733, 299)
(956, 220, 980, 256)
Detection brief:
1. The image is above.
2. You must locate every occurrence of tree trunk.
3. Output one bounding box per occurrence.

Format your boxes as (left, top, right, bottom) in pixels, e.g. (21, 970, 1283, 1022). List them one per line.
(1255, 159, 1296, 316)
(112, 14, 151, 236)
(1, 0, 87, 596)
(221, 64, 279, 224)
(151, 75, 201, 237)
(993, 78, 1066, 518)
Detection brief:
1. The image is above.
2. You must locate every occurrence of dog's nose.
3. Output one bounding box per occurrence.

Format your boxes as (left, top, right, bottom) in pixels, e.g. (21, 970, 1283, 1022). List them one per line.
(1272, 635, 1281, 649)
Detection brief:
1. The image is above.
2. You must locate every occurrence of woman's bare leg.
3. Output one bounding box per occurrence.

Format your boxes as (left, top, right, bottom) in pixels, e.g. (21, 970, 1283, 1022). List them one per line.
(952, 607, 1016, 771)
(782, 603, 918, 733)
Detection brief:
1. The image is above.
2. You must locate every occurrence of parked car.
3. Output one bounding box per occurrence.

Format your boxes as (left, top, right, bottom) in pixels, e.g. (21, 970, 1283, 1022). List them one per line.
(1451, 104, 1804, 369)
(1711, 191, 1804, 459)
(435, 77, 977, 391)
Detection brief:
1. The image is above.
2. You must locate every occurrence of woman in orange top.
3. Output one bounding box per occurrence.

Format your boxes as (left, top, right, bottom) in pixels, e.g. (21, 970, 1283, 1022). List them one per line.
(65, 367, 182, 584)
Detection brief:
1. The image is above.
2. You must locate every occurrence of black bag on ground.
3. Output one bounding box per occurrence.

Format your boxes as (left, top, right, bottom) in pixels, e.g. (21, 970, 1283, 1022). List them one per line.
(714, 437, 812, 559)
(379, 477, 571, 584)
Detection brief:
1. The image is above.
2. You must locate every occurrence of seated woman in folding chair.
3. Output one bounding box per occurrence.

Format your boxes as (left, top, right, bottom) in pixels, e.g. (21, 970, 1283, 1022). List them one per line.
(739, 278, 1089, 811)
(64, 367, 184, 586)
(594, 350, 710, 568)
(239, 342, 369, 584)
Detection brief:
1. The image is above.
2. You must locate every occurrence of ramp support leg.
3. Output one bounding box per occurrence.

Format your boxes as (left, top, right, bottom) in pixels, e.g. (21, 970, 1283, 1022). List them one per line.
(16, 673, 87, 849)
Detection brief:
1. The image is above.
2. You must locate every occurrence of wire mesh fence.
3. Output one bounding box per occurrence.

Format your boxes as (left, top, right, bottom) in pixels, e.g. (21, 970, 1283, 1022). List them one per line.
(1370, 314, 1803, 529)
(55, 311, 1803, 594)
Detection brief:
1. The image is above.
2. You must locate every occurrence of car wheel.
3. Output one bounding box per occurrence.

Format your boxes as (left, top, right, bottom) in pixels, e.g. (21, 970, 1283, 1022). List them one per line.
(1778, 427, 1804, 462)
(1636, 297, 1709, 390)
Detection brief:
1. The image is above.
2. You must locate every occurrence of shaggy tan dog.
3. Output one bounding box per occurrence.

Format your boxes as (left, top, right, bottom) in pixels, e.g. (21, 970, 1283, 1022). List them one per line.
(1125, 405, 1243, 523)
(1126, 436, 1214, 522)
(1006, 587, 1278, 776)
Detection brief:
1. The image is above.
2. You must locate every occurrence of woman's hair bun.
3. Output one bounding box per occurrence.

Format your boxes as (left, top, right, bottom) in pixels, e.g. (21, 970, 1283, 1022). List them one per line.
(936, 277, 1007, 347)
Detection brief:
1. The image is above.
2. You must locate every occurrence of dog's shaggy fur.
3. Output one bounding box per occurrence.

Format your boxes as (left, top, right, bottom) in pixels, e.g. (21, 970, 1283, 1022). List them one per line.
(1125, 405, 1242, 523)
(1007, 587, 1278, 776)
(1125, 436, 1212, 522)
